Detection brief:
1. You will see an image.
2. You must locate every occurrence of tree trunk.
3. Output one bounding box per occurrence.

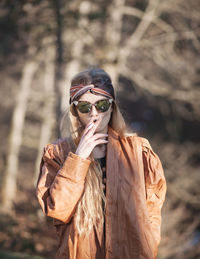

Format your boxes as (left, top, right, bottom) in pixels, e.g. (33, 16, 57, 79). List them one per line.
(104, 0, 126, 87)
(34, 45, 56, 184)
(52, 0, 64, 138)
(61, 39, 84, 110)
(2, 60, 37, 212)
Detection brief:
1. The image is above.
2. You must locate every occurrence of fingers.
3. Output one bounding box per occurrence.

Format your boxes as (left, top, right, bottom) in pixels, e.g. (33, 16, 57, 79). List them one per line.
(91, 117, 102, 132)
(79, 133, 108, 149)
(81, 133, 108, 147)
(75, 137, 108, 159)
(82, 138, 108, 152)
(76, 117, 107, 159)
(83, 118, 96, 135)
(83, 117, 102, 137)
(88, 123, 94, 130)
(91, 138, 108, 148)
(92, 133, 108, 141)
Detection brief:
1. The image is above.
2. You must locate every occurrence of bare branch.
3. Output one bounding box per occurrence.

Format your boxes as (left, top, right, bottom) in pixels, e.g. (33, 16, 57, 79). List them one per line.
(120, 6, 174, 33)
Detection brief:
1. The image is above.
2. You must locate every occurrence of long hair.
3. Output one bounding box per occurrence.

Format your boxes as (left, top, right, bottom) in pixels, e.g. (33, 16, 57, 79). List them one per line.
(60, 68, 131, 235)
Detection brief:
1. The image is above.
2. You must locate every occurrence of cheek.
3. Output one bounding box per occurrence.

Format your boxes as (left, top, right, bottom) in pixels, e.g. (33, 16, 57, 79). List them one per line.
(100, 110, 112, 124)
(77, 112, 89, 126)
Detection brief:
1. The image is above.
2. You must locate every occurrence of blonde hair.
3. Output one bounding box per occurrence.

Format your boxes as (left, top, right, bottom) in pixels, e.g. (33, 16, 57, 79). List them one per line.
(60, 102, 131, 235)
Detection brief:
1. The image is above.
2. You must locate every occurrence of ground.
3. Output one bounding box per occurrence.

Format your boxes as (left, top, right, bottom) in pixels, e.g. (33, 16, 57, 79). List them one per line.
(0, 189, 57, 259)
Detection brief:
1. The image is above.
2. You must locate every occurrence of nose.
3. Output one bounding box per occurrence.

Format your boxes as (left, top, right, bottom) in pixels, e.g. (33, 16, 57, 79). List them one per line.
(90, 104, 98, 117)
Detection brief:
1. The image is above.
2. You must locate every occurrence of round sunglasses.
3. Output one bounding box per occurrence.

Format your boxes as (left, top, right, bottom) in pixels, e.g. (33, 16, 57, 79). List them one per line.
(73, 99, 113, 113)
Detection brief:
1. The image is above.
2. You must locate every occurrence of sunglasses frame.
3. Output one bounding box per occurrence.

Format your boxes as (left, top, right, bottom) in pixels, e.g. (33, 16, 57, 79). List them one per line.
(73, 98, 113, 113)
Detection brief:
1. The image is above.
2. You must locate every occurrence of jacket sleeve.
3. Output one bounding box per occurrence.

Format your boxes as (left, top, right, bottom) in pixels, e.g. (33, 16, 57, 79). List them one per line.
(36, 143, 91, 223)
(142, 139, 167, 246)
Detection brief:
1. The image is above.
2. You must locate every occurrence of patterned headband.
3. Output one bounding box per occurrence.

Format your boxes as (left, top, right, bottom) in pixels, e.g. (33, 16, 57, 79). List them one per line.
(69, 84, 114, 104)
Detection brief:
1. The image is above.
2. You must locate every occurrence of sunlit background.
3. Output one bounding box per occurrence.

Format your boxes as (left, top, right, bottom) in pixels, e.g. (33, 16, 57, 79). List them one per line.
(0, 0, 200, 258)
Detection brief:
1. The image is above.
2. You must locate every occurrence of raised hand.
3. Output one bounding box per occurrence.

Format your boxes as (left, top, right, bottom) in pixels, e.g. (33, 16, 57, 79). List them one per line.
(75, 117, 108, 159)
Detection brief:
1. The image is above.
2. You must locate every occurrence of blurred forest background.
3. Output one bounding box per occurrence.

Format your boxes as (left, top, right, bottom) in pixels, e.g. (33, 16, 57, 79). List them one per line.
(0, 0, 200, 258)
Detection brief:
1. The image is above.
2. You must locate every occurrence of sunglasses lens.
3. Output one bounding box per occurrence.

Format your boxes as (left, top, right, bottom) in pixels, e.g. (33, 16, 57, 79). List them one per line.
(77, 101, 91, 113)
(75, 99, 112, 113)
(96, 99, 111, 112)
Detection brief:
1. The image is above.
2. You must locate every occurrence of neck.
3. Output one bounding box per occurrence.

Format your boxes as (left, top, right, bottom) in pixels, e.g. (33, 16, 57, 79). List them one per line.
(93, 145, 107, 159)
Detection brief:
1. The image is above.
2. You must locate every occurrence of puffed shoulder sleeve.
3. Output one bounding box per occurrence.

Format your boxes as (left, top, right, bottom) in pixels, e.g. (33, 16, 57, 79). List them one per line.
(142, 138, 167, 246)
(36, 143, 91, 223)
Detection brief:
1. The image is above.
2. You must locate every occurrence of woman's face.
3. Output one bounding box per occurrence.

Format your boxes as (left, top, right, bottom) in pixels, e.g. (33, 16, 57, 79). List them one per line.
(75, 92, 113, 133)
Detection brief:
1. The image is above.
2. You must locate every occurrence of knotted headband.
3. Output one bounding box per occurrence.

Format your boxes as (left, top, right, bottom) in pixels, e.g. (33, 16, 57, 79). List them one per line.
(69, 84, 114, 104)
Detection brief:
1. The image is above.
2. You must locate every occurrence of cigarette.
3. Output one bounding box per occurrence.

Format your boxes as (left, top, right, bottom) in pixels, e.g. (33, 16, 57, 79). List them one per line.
(88, 123, 94, 130)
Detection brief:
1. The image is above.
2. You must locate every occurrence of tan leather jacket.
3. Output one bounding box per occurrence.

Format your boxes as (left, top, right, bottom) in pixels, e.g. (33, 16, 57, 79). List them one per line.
(36, 127, 166, 259)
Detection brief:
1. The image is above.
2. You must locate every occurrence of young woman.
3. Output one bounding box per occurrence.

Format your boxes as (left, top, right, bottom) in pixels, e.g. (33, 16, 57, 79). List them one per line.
(36, 68, 167, 259)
